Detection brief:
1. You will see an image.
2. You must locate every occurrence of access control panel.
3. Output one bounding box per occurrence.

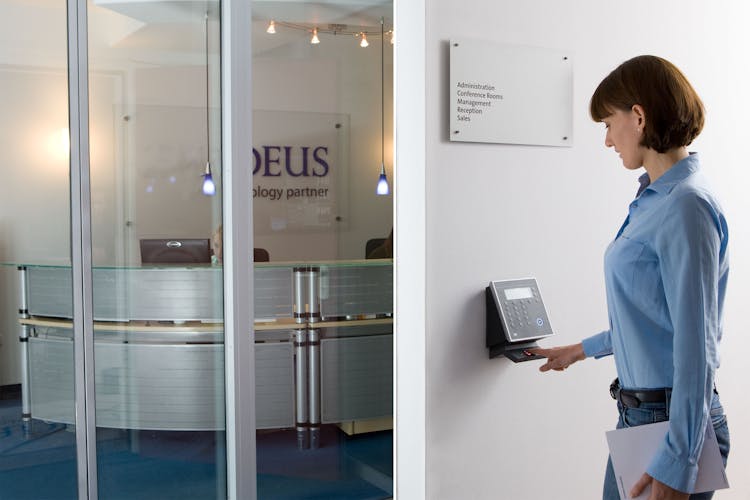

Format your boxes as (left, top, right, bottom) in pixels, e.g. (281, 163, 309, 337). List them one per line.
(485, 278, 554, 362)
(490, 278, 553, 342)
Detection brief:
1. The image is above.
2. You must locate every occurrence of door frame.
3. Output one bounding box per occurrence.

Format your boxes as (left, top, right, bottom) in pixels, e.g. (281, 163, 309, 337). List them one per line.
(65, 1, 255, 498)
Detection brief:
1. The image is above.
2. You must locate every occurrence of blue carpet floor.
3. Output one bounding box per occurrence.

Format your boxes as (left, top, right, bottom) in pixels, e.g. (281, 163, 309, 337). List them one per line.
(0, 399, 392, 500)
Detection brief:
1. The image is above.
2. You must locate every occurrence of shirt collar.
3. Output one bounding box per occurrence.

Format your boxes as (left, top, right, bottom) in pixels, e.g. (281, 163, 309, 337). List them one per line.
(639, 153, 700, 196)
(636, 173, 650, 197)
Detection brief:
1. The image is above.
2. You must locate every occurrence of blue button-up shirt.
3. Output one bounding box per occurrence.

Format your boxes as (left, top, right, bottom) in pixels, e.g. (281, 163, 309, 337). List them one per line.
(582, 154, 729, 492)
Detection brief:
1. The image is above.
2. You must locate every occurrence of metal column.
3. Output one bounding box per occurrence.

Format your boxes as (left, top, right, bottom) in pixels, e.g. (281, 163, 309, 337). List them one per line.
(307, 328, 321, 449)
(292, 267, 322, 449)
(293, 266, 320, 323)
(293, 328, 309, 449)
(17, 266, 31, 432)
(67, 0, 98, 497)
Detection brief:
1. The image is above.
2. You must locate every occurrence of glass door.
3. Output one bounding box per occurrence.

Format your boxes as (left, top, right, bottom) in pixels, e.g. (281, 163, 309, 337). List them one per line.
(250, 2, 395, 499)
(0, 1, 79, 499)
(85, 1, 227, 498)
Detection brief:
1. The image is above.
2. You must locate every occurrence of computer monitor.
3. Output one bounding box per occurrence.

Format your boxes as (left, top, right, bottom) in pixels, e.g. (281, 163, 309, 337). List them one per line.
(140, 238, 211, 265)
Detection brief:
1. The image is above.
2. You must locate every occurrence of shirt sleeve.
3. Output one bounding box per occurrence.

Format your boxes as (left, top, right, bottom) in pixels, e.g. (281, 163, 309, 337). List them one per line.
(581, 330, 613, 358)
(646, 192, 725, 493)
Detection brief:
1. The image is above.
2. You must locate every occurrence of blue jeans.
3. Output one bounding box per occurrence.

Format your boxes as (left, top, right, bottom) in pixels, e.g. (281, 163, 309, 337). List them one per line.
(602, 394, 730, 500)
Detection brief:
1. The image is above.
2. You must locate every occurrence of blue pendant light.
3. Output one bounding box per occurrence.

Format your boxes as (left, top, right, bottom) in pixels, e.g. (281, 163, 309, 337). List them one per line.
(376, 163, 389, 195)
(202, 12, 215, 197)
(376, 17, 390, 196)
(202, 161, 215, 195)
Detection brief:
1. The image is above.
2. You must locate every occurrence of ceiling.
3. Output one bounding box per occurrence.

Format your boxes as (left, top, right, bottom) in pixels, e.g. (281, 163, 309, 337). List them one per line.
(0, 0, 392, 66)
(94, 0, 392, 26)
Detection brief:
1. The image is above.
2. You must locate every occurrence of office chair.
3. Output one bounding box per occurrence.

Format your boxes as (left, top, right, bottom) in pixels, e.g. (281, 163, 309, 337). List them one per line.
(365, 238, 386, 259)
(254, 248, 270, 262)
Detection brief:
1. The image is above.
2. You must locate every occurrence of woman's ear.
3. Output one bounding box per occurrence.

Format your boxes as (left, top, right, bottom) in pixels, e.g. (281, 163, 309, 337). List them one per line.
(631, 104, 646, 129)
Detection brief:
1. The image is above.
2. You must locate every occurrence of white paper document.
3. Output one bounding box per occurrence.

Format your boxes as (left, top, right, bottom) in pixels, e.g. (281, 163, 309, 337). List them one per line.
(606, 421, 728, 500)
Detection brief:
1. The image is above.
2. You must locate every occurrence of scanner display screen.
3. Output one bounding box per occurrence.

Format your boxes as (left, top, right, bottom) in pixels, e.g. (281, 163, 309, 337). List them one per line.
(504, 287, 533, 300)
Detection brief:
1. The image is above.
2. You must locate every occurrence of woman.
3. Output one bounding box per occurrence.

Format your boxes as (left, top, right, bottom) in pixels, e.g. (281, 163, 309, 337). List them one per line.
(530, 55, 730, 500)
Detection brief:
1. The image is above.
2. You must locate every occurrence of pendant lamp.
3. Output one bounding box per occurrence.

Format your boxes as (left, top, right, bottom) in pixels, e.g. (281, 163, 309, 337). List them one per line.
(202, 12, 216, 196)
(376, 17, 390, 196)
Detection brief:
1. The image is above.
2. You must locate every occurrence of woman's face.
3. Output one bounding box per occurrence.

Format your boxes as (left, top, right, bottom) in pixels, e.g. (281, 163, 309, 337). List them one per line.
(601, 107, 645, 170)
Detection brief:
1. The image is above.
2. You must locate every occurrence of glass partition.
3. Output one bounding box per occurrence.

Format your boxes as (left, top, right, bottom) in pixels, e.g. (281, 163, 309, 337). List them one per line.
(251, 2, 394, 498)
(0, 2, 78, 499)
(1, 1, 394, 498)
(85, 1, 227, 498)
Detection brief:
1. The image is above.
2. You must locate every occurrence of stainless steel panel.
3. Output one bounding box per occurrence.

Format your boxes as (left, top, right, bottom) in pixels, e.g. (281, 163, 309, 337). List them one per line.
(319, 265, 393, 319)
(27, 267, 224, 321)
(128, 268, 223, 322)
(27, 267, 73, 318)
(320, 334, 393, 423)
(254, 266, 293, 321)
(28, 334, 294, 430)
(29, 337, 75, 424)
(29, 336, 225, 430)
(26, 263, 393, 322)
(255, 342, 295, 429)
(94, 342, 226, 430)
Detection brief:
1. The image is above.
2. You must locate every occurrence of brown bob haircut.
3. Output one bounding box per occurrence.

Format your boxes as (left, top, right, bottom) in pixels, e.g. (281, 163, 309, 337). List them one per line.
(590, 55, 704, 153)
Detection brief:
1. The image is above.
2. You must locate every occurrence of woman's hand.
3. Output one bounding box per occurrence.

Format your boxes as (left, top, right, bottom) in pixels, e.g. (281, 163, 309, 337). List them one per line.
(630, 473, 689, 500)
(527, 343, 586, 372)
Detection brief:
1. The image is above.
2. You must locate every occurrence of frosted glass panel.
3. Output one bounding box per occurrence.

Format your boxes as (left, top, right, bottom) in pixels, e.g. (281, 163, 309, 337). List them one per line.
(450, 39, 573, 146)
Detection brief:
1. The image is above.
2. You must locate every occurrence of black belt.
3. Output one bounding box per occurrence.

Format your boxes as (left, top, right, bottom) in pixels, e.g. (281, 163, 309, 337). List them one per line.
(610, 378, 671, 408)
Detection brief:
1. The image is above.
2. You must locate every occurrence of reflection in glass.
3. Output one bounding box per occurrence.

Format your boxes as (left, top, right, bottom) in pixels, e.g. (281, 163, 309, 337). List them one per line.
(252, 2, 394, 499)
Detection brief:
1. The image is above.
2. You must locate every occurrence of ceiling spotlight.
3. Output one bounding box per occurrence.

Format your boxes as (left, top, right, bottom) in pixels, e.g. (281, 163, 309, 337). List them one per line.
(311, 27, 320, 44)
(266, 20, 276, 34)
(359, 32, 369, 48)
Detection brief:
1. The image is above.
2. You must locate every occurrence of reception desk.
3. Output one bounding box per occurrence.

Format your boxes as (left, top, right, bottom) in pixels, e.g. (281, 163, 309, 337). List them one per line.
(10, 261, 393, 443)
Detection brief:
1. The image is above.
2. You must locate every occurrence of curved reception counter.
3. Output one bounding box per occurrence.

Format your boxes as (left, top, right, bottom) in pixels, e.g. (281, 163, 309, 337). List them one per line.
(10, 261, 393, 442)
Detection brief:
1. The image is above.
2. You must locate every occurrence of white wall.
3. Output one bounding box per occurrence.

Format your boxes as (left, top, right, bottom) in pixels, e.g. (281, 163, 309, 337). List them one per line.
(0, 67, 120, 386)
(422, 1, 750, 498)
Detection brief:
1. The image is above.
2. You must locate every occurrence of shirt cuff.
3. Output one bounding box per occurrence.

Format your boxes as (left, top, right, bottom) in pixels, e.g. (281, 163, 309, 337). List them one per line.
(581, 331, 612, 359)
(647, 448, 698, 494)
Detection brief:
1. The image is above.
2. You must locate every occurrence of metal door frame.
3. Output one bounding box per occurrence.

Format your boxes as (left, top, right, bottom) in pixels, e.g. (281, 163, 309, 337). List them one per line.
(65, 1, 255, 498)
